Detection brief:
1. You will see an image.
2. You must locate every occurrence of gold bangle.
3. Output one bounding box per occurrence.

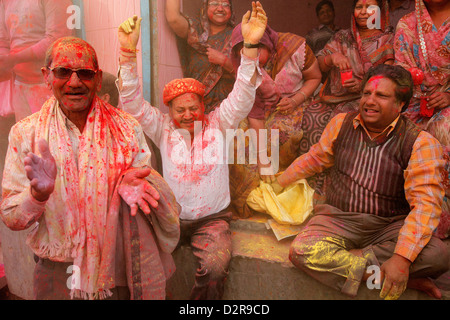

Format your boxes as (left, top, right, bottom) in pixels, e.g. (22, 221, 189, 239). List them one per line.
(290, 97, 298, 106)
(299, 91, 307, 102)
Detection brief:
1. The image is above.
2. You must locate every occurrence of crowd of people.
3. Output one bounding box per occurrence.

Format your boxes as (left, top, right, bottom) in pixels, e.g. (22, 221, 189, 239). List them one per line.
(0, 0, 448, 301)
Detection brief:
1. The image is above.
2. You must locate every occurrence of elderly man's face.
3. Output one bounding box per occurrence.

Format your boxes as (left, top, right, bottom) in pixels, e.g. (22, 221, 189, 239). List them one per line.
(43, 46, 102, 117)
(169, 93, 205, 136)
(359, 76, 405, 132)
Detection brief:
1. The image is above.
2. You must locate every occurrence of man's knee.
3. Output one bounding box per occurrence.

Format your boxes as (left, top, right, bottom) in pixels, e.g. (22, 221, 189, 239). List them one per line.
(198, 245, 231, 279)
(428, 239, 450, 274)
(289, 233, 316, 269)
(415, 237, 450, 276)
(198, 257, 230, 282)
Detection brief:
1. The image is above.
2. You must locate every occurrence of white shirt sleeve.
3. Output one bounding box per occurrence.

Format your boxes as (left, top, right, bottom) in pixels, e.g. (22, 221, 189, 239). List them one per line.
(117, 62, 168, 148)
(213, 53, 262, 131)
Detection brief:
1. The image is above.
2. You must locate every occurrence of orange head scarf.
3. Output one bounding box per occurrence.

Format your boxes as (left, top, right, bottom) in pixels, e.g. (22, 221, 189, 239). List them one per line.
(163, 78, 206, 106)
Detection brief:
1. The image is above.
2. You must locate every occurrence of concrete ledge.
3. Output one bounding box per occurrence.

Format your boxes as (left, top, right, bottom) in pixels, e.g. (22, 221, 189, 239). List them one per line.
(167, 214, 450, 300)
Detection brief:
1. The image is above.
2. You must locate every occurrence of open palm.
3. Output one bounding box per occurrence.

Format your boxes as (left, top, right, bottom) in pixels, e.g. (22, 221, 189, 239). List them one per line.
(24, 139, 57, 202)
(241, 1, 268, 45)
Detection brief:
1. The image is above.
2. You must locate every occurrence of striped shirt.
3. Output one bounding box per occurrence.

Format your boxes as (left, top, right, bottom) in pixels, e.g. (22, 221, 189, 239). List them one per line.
(278, 113, 446, 262)
(326, 112, 420, 217)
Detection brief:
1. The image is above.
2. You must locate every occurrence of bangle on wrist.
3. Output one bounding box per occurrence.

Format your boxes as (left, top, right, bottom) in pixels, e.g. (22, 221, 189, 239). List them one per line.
(221, 56, 228, 67)
(120, 47, 139, 54)
(299, 91, 307, 102)
(290, 97, 298, 106)
(324, 54, 333, 68)
(119, 51, 137, 57)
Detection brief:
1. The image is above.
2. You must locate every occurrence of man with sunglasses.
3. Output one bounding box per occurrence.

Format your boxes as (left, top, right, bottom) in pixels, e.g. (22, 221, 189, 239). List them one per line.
(0, 36, 181, 300)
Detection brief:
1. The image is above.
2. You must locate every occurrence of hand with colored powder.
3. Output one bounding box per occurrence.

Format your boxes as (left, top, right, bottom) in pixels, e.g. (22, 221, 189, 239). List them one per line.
(118, 168, 160, 217)
(118, 15, 142, 51)
(24, 139, 57, 202)
(379, 253, 411, 300)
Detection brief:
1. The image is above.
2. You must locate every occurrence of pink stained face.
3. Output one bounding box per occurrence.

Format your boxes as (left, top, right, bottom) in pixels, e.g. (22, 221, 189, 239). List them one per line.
(169, 93, 205, 136)
(359, 76, 404, 132)
(258, 46, 271, 67)
(43, 45, 102, 117)
(354, 0, 379, 29)
(207, 0, 232, 27)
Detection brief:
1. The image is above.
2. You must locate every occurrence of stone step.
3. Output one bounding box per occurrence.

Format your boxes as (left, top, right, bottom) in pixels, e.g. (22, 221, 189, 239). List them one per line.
(167, 214, 449, 300)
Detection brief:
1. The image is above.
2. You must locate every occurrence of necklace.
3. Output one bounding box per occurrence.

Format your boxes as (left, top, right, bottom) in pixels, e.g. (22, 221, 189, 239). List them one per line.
(417, 1, 430, 69)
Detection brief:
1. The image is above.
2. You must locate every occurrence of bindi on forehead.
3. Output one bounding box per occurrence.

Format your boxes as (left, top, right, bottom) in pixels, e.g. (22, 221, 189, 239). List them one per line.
(368, 75, 385, 89)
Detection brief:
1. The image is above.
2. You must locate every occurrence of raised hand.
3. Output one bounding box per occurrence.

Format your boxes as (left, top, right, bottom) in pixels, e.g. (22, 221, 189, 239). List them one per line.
(118, 15, 142, 50)
(118, 168, 160, 217)
(24, 139, 57, 202)
(241, 1, 268, 45)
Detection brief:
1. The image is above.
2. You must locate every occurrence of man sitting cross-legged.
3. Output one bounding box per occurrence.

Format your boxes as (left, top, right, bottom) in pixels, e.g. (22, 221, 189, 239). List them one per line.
(277, 64, 449, 300)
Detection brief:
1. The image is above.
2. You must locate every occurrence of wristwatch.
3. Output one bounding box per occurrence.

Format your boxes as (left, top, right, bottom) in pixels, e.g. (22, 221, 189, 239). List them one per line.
(243, 42, 260, 49)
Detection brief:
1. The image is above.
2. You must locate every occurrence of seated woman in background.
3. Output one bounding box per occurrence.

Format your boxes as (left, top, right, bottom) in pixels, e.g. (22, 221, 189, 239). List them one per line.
(229, 23, 322, 218)
(394, 0, 450, 239)
(165, 0, 236, 114)
(316, 0, 394, 116)
(296, 0, 395, 197)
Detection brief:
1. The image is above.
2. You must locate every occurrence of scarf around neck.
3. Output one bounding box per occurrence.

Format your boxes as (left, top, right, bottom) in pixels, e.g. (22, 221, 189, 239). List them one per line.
(30, 96, 144, 299)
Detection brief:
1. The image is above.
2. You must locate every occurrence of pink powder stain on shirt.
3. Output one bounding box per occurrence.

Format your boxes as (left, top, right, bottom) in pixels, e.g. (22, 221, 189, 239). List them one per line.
(175, 163, 215, 183)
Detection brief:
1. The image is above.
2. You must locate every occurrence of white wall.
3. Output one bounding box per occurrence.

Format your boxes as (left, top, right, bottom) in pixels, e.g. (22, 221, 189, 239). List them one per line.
(82, 0, 143, 79)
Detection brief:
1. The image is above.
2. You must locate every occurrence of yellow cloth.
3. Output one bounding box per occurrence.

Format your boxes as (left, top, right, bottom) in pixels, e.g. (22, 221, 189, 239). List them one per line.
(247, 179, 314, 225)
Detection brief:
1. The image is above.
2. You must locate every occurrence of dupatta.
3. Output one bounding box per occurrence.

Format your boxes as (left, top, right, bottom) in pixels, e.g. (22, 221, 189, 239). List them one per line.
(319, 0, 394, 104)
(394, 0, 450, 95)
(178, 0, 236, 112)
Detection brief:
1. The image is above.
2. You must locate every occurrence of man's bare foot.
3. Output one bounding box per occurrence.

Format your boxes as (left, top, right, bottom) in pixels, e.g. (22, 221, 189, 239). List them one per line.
(408, 278, 442, 299)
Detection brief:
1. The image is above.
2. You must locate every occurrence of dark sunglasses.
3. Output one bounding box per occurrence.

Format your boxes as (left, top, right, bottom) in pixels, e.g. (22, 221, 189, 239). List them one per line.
(48, 67, 97, 81)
